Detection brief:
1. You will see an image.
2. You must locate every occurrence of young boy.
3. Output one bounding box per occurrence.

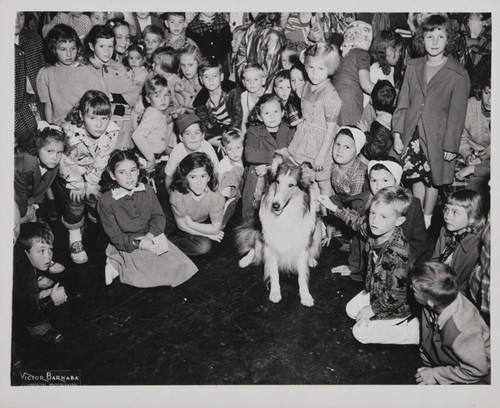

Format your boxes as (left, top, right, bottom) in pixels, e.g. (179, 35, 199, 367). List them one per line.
(319, 186, 419, 345)
(193, 57, 242, 151)
(160, 12, 196, 50)
(13, 222, 67, 344)
(410, 262, 490, 384)
(142, 25, 165, 62)
(360, 80, 397, 161)
(218, 129, 245, 225)
(240, 62, 266, 135)
(164, 112, 220, 190)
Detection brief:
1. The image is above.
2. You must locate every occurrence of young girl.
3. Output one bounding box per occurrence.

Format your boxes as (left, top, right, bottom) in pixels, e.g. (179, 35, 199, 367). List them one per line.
(431, 189, 485, 294)
(242, 94, 296, 219)
(85, 24, 140, 150)
(97, 149, 198, 287)
(151, 46, 187, 110)
(333, 21, 375, 126)
(272, 70, 299, 126)
(106, 18, 131, 62)
(178, 44, 203, 110)
(55, 90, 119, 264)
(392, 15, 470, 229)
(369, 29, 404, 89)
(124, 41, 149, 88)
(287, 43, 342, 198)
(287, 62, 307, 125)
(131, 75, 176, 174)
(36, 24, 108, 125)
(15, 122, 67, 223)
(168, 152, 225, 256)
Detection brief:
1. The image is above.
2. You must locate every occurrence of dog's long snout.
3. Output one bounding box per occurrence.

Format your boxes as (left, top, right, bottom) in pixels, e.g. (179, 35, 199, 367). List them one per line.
(272, 202, 281, 211)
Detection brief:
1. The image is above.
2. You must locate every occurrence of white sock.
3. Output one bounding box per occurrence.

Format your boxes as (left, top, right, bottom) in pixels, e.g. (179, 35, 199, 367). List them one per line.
(424, 215, 432, 229)
(105, 260, 119, 285)
(68, 228, 82, 244)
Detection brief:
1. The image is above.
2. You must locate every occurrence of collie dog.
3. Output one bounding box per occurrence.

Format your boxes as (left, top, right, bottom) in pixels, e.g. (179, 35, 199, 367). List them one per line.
(236, 156, 323, 307)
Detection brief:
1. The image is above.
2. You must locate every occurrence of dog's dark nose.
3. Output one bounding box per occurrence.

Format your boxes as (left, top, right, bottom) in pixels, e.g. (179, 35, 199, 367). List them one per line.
(272, 202, 281, 211)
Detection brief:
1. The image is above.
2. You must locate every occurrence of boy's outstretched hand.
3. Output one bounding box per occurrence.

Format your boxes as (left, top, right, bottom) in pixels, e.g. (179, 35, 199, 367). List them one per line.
(415, 367, 437, 385)
(317, 195, 338, 212)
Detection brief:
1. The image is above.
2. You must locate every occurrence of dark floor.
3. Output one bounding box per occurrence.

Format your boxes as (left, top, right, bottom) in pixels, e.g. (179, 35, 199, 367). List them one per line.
(11, 202, 445, 386)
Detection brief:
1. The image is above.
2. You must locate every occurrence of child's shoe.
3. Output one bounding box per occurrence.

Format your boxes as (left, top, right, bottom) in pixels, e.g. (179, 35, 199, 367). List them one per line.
(48, 261, 65, 274)
(70, 241, 88, 264)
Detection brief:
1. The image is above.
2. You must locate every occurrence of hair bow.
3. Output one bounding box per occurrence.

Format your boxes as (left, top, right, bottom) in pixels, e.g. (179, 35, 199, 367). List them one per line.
(37, 121, 62, 132)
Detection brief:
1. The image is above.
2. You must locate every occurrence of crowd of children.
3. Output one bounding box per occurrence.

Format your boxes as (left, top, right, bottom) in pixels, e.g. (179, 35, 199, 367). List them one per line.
(13, 11, 491, 384)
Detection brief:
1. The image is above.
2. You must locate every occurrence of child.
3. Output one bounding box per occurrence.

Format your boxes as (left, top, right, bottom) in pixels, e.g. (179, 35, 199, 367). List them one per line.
(186, 13, 232, 79)
(161, 12, 196, 50)
(151, 46, 187, 110)
(242, 94, 296, 219)
(124, 41, 149, 88)
(273, 69, 304, 127)
(15, 122, 66, 223)
(287, 43, 342, 198)
(392, 15, 470, 229)
(36, 24, 108, 125)
(410, 262, 490, 384)
(132, 75, 176, 174)
(168, 152, 225, 256)
(13, 222, 67, 344)
(97, 149, 198, 287)
(193, 57, 242, 150)
(85, 24, 140, 150)
(455, 77, 491, 194)
(87, 12, 107, 27)
(240, 62, 266, 135)
(164, 112, 219, 190)
(106, 18, 131, 62)
(142, 25, 165, 63)
(42, 12, 92, 40)
(218, 129, 244, 225)
(287, 62, 307, 125)
(329, 158, 430, 281)
(431, 189, 484, 294)
(129, 12, 163, 40)
(333, 21, 375, 126)
(369, 29, 404, 89)
(319, 186, 420, 345)
(278, 42, 301, 71)
(55, 90, 119, 264)
(178, 44, 203, 109)
(360, 80, 397, 161)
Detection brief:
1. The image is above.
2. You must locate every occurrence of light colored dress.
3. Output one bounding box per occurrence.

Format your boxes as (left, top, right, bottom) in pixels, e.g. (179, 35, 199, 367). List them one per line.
(287, 80, 341, 170)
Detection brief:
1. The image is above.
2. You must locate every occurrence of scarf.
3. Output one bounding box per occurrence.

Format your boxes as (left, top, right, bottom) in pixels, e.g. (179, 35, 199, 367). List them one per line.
(438, 229, 470, 263)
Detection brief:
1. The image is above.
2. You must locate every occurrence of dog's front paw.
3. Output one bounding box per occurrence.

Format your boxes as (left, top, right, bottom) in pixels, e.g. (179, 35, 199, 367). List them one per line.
(269, 291, 282, 303)
(308, 257, 318, 268)
(300, 293, 315, 307)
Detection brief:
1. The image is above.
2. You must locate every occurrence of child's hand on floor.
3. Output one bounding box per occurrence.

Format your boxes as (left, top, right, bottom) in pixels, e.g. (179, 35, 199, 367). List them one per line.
(331, 265, 352, 275)
(415, 367, 437, 385)
(356, 305, 375, 326)
(50, 283, 67, 306)
(317, 195, 337, 212)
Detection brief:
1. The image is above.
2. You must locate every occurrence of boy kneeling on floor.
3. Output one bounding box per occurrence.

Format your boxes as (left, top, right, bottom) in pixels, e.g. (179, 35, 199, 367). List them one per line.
(13, 222, 67, 344)
(410, 262, 490, 384)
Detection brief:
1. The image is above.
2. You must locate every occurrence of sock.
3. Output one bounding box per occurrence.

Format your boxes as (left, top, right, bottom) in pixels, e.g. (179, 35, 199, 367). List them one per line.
(68, 228, 82, 244)
(424, 214, 432, 229)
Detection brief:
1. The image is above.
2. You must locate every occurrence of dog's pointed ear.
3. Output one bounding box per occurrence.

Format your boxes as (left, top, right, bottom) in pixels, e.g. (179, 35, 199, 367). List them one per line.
(270, 153, 284, 178)
(299, 161, 315, 189)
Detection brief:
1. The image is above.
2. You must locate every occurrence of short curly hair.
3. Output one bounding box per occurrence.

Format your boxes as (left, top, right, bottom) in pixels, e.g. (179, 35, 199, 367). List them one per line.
(412, 14, 461, 56)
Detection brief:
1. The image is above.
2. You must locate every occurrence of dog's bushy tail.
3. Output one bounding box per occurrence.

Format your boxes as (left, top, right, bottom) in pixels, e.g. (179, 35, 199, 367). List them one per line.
(234, 217, 263, 264)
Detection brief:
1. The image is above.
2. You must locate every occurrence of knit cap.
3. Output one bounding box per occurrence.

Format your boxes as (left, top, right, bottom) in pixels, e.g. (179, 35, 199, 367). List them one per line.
(175, 112, 202, 135)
